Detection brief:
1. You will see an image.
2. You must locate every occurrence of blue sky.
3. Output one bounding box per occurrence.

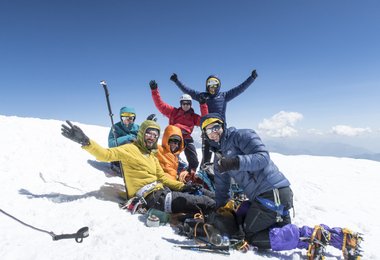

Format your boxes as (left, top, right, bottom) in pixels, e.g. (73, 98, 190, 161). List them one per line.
(1, 0, 379, 152)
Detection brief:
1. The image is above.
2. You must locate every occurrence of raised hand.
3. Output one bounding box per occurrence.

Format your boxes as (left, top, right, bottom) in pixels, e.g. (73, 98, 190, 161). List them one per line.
(149, 80, 158, 90)
(61, 120, 90, 146)
(251, 69, 258, 79)
(199, 95, 208, 105)
(170, 73, 178, 82)
(146, 114, 157, 121)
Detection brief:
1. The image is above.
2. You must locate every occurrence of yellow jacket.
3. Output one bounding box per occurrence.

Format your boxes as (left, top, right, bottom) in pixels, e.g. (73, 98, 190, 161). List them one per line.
(83, 120, 185, 198)
(157, 125, 185, 180)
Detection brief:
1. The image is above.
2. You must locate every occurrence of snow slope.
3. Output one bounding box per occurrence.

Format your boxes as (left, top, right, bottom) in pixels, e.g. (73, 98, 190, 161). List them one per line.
(0, 115, 379, 259)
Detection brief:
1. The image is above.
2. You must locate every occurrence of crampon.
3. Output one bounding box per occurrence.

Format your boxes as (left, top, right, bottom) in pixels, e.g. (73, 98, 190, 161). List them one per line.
(306, 225, 331, 260)
(342, 228, 363, 260)
(119, 196, 147, 214)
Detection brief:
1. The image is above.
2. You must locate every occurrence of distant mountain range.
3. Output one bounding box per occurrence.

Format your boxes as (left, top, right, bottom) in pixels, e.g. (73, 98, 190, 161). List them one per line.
(192, 127, 380, 162)
(265, 140, 380, 162)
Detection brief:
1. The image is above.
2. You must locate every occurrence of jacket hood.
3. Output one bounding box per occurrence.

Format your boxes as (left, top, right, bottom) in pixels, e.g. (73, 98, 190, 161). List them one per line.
(135, 120, 160, 153)
(205, 75, 221, 96)
(161, 125, 184, 155)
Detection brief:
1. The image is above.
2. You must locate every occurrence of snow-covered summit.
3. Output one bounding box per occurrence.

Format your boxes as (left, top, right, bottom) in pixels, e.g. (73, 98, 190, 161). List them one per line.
(0, 115, 378, 259)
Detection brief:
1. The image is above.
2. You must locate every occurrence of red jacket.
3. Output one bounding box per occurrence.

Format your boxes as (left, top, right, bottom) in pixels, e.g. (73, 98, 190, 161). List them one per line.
(151, 88, 208, 139)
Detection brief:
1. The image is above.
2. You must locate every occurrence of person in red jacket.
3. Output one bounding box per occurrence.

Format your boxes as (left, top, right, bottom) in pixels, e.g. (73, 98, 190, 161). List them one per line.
(149, 80, 208, 179)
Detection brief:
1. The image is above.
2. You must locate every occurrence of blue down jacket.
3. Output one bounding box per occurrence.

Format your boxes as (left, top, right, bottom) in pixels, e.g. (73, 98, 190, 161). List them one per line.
(200, 113, 291, 207)
(174, 75, 255, 120)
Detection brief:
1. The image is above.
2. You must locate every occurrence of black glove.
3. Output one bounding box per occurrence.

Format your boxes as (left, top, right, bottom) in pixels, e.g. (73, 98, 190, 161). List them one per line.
(218, 156, 240, 173)
(170, 73, 178, 82)
(149, 80, 157, 90)
(199, 95, 207, 105)
(182, 182, 202, 193)
(61, 120, 90, 146)
(146, 113, 157, 121)
(251, 69, 258, 79)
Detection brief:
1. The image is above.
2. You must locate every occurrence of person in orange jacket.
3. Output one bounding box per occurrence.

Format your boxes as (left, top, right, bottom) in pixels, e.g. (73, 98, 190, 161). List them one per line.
(157, 125, 188, 181)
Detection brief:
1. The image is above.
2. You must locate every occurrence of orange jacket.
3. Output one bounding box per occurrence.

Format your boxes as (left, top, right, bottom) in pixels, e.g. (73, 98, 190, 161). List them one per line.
(157, 125, 185, 180)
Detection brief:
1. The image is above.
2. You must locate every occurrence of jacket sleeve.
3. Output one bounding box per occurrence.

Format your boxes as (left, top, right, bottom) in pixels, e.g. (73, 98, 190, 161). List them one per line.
(83, 139, 129, 162)
(214, 169, 231, 208)
(151, 88, 175, 118)
(193, 103, 208, 126)
(154, 157, 185, 190)
(117, 134, 136, 145)
(200, 103, 208, 117)
(235, 130, 270, 172)
(174, 79, 201, 101)
(108, 124, 137, 147)
(224, 75, 256, 102)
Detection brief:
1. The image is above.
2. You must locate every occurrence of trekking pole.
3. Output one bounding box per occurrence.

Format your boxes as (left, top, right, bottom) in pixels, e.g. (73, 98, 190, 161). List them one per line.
(100, 80, 128, 196)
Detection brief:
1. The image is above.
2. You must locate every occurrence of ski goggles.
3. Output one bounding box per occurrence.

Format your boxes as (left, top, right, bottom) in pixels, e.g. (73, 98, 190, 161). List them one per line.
(204, 124, 222, 135)
(121, 116, 135, 121)
(181, 101, 192, 106)
(168, 139, 181, 144)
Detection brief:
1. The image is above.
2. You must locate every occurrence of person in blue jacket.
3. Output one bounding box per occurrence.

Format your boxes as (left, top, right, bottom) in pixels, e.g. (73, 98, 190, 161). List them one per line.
(200, 113, 293, 247)
(108, 106, 139, 172)
(170, 70, 258, 165)
(199, 113, 363, 259)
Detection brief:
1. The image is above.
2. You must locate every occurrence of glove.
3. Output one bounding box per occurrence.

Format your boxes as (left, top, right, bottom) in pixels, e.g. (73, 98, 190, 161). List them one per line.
(218, 156, 240, 173)
(178, 170, 189, 183)
(61, 120, 90, 146)
(149, 80, 157, 90)
(146, 113, 157, 121)
(182, 182, 202, 193)
(251, 69, 258, 79)
(199, 95, 207, 105)
(170, 73, 178, 82)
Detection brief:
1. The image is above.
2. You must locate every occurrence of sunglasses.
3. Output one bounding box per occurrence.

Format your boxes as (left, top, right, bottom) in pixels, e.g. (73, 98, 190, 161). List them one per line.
(181, 102, 191, 106)
(205, 124, 222, 135)
(121, 116, 135, 121)
(208, 84, 219, 89)
(145, 132, 159, 139)
(168, 139, 180, 144)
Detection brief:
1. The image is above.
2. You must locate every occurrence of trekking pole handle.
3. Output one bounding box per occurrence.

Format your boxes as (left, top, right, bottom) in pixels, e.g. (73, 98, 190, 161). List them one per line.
(52, 226, 89, 243)
(100, 80, 114, 118)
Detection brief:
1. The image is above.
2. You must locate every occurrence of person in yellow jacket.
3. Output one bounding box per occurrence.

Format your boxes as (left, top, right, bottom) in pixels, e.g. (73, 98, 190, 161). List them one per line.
(157, 125, 188, 181)
(61, 119, 215, 214)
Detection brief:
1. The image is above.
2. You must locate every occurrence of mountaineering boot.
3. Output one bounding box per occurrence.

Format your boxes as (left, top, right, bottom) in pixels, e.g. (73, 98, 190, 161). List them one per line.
(341, 228, 363, 260)
(306, 225, 330, 260)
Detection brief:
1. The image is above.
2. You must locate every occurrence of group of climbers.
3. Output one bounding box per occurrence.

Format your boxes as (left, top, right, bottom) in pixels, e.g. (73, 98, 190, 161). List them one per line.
(61, 70, 362, 259)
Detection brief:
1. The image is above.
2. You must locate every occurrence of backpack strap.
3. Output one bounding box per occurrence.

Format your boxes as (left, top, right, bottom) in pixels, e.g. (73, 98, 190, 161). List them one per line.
(256, 188, 289, 222)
